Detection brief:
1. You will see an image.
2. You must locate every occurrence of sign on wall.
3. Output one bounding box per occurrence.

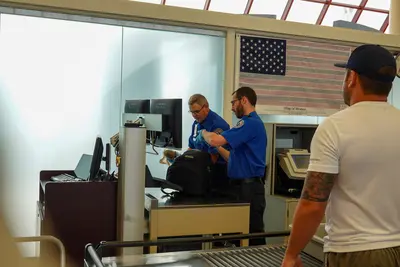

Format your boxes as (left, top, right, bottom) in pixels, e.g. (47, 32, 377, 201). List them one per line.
(236, 34, 350, 116)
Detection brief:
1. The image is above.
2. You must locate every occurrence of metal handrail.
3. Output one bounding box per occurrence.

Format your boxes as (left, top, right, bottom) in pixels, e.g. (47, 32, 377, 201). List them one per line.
(14, 235, 66, 267)
(85, 244, 105, 267)
(98, 231, 290, 251)
(84, 230, 291, 267)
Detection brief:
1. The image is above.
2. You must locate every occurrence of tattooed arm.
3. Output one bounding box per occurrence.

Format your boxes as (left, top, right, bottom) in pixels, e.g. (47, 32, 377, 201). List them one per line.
(282, 118, 340, 266)
(301, 171, 336, 202)
(282, 171, 337, 263)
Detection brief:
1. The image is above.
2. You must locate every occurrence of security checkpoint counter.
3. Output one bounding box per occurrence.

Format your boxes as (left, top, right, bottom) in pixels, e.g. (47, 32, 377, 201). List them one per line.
(144, 188, 250, 253)
(86, 237, 324, 267)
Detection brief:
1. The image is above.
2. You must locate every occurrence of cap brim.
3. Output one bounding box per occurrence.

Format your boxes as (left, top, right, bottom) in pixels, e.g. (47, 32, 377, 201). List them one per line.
(334, 63, 347, 68)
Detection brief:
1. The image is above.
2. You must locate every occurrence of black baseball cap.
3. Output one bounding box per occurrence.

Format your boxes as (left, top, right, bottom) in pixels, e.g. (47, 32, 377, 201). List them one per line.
(334, 44, 396, 83)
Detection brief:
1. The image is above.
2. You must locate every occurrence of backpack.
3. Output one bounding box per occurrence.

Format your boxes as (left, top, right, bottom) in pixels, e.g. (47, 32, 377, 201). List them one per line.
(166, 149, 213, 196)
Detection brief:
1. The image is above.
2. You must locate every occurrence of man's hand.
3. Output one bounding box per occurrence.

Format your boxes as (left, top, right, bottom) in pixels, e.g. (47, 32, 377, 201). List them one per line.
(281, 255, 303, 267)
(214, 128, 223, 135)
(202, 130, 227, 147)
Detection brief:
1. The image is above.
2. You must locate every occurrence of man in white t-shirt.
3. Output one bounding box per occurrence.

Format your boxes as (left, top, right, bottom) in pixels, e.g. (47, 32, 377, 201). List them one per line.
(281, 44, 400, 267)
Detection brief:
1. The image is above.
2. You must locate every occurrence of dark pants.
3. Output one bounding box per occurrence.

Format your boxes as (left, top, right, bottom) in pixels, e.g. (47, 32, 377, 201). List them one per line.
(325, 246, 400, 267)
(229, 178, 266, 246)
(210, 163, 229, 193)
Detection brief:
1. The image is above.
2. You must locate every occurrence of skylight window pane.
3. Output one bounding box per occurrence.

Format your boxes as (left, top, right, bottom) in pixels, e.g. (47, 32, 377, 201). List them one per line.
(166, 0, 205, 9)
(321, 5, 357, 26)
(209, 0, 248, 14)
(249, 0, 287, 19)
(365, 0, 390, 10)
(286, 0, 323, 24)
(132, 0, 161, 4)
(357, 10, 387, 30)
(332, 0, 362, 5)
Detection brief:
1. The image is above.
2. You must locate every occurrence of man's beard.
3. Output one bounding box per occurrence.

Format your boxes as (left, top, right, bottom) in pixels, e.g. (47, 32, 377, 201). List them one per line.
(235, 105, 244, 118)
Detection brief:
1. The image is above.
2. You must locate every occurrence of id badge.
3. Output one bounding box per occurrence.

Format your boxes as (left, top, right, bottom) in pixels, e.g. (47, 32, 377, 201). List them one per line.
(192, 123, 198, 141)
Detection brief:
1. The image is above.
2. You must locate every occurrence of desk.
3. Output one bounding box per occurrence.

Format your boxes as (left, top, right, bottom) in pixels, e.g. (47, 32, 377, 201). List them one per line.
(37, 174, 250, 263)
(38, 170, 118, 267)
(144, 188, 250, 253)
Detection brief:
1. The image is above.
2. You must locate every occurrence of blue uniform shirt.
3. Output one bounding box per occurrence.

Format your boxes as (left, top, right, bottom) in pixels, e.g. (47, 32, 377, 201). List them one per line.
(188, 110, 230, 164)
(221, 111, 267, 179)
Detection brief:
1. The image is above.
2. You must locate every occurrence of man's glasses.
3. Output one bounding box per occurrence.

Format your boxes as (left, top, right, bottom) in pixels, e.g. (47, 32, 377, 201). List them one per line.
(230, 98, 242, 106)
(189, 105, 205, 114)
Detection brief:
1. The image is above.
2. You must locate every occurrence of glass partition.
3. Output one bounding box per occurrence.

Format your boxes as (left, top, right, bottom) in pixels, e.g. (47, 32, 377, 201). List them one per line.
(0, 11, 226, 254)
(0, 14, 123, 254)
(121, 27, 225, 178)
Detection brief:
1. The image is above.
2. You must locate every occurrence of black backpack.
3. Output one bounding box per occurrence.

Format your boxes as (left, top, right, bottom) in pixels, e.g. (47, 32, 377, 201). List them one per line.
(166, 149, 213, 196)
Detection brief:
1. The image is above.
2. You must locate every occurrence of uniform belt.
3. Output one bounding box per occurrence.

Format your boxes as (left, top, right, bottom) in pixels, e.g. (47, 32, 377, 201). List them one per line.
(230, 177, 263, 185)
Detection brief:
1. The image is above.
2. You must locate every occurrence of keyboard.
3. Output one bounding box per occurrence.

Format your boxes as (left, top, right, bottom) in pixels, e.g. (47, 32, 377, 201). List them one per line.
(51, 173, 81, 182)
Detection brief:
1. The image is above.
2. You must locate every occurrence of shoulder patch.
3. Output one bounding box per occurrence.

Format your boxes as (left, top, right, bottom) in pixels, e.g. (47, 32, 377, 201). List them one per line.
(234, 120, 245, 128)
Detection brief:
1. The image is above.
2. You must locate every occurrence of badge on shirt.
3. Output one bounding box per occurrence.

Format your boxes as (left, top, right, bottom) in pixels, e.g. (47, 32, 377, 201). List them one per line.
(234, 120, 244, 128)
(193, 123, 199, 141)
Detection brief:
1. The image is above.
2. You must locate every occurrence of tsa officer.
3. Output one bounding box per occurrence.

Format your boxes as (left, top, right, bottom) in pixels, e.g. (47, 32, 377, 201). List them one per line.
(188, 94, 230, 188)
(198, 87, 267, 246)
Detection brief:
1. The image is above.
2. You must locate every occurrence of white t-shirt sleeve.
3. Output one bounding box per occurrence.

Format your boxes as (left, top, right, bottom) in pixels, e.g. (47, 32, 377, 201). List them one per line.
(308, 118, 339, 174)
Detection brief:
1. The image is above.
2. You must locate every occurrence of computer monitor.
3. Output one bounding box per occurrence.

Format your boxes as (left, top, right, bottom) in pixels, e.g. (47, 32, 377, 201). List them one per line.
(150, 98, 182, 149)
(89, 137, 104, 180)
(102, 143, 111, 174)
(74, 154, 93, 180)
(288, 153, 310, 173)
(124, 99, 150, 114)
(125, 99, 152, 143)
(278, 149, 310, 180)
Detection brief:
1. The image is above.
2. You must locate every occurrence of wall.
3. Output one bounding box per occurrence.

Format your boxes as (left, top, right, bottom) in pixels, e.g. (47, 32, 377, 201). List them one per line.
(121, 27, 225, 178)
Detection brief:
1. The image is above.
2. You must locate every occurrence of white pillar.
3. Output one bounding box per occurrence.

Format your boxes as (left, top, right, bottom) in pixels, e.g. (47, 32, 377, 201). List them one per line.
(117, 126, 146, 255)
(223, 30, 235, 126)
(389, 0, 400, 34)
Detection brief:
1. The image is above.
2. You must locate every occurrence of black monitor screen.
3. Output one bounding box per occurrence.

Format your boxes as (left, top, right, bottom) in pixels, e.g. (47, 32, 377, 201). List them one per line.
(89, 137, 104, 180)
(150, 99, 176, 115)
(150, 98, 182, 148)
(125, 99, 150, 114)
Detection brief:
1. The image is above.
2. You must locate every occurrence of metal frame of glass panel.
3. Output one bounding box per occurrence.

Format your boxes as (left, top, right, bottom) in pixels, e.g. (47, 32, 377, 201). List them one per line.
(154, 0, 389, 33)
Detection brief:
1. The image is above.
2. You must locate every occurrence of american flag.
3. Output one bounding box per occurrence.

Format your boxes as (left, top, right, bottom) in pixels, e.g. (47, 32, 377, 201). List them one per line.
(238, 35, 351, 115)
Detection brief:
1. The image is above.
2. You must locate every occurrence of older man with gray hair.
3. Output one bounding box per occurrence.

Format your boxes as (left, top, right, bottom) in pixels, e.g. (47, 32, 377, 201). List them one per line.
(188, 93, 230, 190)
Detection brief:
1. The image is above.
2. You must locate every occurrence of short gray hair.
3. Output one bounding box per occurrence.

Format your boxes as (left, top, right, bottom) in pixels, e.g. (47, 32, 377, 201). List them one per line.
(188, 94, 209, 107)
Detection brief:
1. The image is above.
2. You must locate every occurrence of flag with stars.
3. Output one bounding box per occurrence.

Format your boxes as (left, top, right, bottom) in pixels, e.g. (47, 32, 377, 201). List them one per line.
(240, 36, 286, 76)
(238, 35, 351, 116)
